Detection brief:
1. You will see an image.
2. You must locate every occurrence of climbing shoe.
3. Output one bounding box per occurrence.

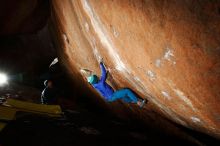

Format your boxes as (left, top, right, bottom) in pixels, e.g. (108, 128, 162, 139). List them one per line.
(139, 99, 146, 108)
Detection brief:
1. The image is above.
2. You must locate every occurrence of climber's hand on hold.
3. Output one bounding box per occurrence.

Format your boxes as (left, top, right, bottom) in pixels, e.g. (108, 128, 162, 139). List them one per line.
(98, 57, 109, 74)
(98, 56, 103, 64)
(80, 69, 93, 77)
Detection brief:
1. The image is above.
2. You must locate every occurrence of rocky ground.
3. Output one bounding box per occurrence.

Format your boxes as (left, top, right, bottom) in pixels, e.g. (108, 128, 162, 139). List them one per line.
(0, 108, 197, 146)
(0, 83, 219, 146)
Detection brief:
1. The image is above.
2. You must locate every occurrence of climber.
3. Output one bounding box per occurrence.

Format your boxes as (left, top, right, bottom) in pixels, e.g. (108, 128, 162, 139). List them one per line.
(41, 79, 57, 104)
(87, 59, 146, 108)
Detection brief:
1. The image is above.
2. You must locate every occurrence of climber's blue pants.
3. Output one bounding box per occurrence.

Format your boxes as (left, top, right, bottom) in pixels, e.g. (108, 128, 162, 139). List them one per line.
(109, 88, 138, 103)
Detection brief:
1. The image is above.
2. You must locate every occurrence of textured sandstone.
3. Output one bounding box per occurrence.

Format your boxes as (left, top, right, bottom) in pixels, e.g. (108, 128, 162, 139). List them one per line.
(51, 0, 220, 138)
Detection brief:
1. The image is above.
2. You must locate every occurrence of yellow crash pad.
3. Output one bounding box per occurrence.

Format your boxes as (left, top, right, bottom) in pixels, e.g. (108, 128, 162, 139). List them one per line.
(0, 105, 17, 121)
(0, 99, 63, 132)
(5, 99, 62, 117)
(0, 105, 17, 132)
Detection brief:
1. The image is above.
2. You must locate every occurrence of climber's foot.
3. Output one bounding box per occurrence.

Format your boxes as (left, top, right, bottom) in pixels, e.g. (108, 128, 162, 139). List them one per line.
(137, 99, 146, 108)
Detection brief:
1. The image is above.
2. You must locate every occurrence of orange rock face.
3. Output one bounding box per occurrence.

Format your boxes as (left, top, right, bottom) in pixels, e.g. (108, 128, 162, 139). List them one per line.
(51, 0, 220, 138)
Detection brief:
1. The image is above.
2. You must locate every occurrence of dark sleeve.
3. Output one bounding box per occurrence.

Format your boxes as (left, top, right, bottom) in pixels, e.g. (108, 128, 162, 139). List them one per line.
(100, 62, 107, 82)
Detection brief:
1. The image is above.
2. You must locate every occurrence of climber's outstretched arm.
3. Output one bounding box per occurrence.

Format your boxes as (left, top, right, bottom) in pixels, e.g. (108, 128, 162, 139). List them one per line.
(100, 62, 107, 82)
